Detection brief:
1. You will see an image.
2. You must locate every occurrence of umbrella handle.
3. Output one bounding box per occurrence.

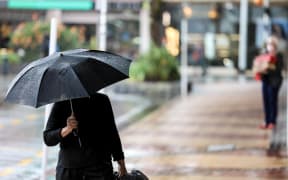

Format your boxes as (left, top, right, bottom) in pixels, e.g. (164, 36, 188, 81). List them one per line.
(69, 99, 81, 147)
(69, 100, 76, 135)
(69, 100, 76, 123)
(69, 100, 77, 133)
(70, 99, 74, 114)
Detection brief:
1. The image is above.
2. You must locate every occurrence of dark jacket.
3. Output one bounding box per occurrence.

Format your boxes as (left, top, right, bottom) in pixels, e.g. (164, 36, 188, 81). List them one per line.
(43, 93, 124, 168)
(261, 53, 284, 87)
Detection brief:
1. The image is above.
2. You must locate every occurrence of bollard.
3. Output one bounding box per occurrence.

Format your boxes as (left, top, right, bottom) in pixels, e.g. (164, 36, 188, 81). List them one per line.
(2, 58, 9, 75)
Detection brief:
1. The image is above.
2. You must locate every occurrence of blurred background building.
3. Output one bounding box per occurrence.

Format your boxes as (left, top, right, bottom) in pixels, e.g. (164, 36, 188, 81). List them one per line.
(0, 0, 287, 73)
(161, 0, 287, 70)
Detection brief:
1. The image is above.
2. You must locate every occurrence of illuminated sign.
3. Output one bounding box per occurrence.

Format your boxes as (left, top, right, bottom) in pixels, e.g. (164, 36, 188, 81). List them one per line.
(8, 0, 93, 10)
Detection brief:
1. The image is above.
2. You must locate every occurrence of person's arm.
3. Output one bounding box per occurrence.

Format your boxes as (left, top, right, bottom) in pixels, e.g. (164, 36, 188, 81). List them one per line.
(276, 53, 284, 72)
(60, 113, 78, 138)
(103, 95, 127, 176)
(43, 103, 78, 146)
(43, 104, 63, 146)
(117, 159, 127, 177)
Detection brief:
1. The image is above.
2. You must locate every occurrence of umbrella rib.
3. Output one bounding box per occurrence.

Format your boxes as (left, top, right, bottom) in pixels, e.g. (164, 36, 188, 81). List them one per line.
(5, 64, 40, 98)
(34, 68, 50, 108)
(67, 65, 90, 98)
(64, 54, 130, 76)
(35, 65, 91, 107)
(5, 56, 57, 99)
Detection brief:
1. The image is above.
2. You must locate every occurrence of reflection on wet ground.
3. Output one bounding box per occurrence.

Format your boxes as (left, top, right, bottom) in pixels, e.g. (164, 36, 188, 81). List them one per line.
(0, 74, 287, 179)
(0, 93, 144, 180)
(121, 81, 287, 180)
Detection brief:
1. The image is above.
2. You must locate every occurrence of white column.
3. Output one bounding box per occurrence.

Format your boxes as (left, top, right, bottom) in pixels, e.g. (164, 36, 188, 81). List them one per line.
(238, 0, 248, 73)
(180, 18, 188, 97)
(41, 18, 57, 180)
(287, 68, 288, 156)
(263, 0, 270, 8)
(98, 0, 107, 51)
(262, 0, 271, 45)
(45, 10, 62, 22)
(139, 0, 151, 54)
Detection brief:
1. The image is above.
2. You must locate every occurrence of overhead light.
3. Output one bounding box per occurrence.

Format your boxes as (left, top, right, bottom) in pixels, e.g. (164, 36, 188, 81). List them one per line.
(208, 8, 218, 19)
(182, 6, 192, 18)
(162, 11, 171, 27)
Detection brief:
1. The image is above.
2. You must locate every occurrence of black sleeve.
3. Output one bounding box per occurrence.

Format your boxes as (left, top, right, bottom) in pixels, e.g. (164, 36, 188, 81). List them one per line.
(276, 53, 284, 72)
(43, 103, 64, 146)
(266, 53, 284, 75)
(104, 95, 125, 161)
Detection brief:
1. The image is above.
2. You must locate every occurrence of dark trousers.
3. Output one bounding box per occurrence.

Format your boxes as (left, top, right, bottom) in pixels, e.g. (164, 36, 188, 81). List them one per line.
(262, 81, 281, 125)
(56, 162, 114, 180)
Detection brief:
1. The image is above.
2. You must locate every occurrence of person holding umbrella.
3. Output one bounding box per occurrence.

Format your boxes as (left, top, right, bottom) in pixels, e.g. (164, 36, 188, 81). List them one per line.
(4, 49, 132, 179)
(44, 93, 127, 180)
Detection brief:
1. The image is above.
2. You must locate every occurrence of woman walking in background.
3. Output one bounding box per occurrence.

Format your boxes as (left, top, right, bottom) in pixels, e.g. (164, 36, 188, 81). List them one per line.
(254, 36, 284, 130)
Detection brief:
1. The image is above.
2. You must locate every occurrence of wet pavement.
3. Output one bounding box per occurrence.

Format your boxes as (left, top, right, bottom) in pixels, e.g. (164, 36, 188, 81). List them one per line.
(1, 74, 287, 179)
(0, 96, 148, 180)
(120, 80, 287, 180)
(0, 74, 150, 179)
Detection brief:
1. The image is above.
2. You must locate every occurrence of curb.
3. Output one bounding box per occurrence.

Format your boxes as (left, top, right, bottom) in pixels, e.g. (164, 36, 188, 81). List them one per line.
(108, 92, 154, 130)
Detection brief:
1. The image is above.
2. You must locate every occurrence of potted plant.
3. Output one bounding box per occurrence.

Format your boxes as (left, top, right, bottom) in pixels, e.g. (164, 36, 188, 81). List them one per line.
(115, 44, 181, 104)
(129, 44, 180, 81)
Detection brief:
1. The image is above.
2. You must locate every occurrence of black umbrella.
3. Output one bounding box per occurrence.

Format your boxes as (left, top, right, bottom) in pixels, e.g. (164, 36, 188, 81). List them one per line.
(5, 49, 132, 108)
(5, 49, 132, 147)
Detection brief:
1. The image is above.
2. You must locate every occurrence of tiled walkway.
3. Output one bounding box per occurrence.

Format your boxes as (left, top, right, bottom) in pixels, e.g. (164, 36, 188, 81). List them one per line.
(121, 80, 287, 180)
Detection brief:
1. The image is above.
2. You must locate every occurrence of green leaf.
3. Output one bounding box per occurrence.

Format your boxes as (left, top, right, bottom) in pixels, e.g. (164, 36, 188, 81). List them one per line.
(130, 43, 180, 81)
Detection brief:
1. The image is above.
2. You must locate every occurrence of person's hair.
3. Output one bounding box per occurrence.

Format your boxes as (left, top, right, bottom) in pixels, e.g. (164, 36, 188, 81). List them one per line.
(266, 36, 278, 49)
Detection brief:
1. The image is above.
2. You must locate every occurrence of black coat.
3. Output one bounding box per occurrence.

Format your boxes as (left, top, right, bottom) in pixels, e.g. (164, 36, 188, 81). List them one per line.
(43, 93, 124, 168)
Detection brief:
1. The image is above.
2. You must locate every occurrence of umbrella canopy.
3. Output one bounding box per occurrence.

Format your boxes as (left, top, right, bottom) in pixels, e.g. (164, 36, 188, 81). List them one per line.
(5, 49, 132, 108)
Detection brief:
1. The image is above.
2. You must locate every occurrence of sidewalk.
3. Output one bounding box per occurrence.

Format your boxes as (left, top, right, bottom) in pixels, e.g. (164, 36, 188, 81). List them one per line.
(120, 80, 287, 180)
(2, 73, 288, 179)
